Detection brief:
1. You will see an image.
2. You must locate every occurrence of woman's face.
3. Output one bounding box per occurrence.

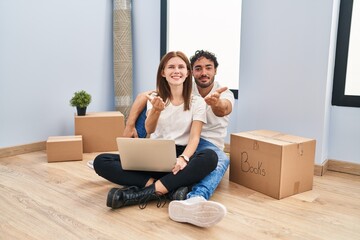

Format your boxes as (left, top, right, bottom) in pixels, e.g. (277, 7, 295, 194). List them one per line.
(162, 56, 189, 86)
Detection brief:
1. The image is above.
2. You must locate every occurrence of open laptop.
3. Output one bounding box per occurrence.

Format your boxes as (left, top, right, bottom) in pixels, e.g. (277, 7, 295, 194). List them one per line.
(116, 137, 177, 172)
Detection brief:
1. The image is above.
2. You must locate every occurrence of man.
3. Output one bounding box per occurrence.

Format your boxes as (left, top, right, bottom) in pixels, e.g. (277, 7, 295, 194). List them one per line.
(123, 50, 234, 227)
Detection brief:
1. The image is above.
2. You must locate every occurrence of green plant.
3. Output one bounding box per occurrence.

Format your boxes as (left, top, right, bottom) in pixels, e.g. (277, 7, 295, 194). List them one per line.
(69, 90, 92, 108)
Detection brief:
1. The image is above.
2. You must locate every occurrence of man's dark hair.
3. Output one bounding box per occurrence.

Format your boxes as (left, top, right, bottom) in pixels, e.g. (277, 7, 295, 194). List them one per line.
(190, 50, 219, 69)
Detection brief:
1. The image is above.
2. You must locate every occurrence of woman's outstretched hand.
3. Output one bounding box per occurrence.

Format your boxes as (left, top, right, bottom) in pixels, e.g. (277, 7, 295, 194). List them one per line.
(147, 94, 165, 112)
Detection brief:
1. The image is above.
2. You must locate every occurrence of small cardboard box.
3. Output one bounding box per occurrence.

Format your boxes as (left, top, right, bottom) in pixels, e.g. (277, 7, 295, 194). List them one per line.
(75, 111, 125, 153)
(47, 135, 83, 162)
(230, 130, 316, 199)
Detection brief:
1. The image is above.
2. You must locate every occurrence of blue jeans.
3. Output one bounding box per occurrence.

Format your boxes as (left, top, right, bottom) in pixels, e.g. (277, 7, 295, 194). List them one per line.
(188, 138, 230, 200)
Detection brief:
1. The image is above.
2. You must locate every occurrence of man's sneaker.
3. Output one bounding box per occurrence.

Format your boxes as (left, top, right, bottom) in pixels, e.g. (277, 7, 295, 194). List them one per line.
(168, 196, 227, 228)
(168, 186, 189, 200)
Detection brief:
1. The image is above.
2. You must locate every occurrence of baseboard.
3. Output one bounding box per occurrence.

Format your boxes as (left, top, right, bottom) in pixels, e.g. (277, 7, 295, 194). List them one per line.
(0, 141, 46, 158)
(327, 159, 360, 176)
(314, 160, 328, 176)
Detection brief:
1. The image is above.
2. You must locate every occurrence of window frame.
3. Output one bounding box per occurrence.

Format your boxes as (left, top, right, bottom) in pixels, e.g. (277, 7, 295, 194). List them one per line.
(332, 0, 360, 107)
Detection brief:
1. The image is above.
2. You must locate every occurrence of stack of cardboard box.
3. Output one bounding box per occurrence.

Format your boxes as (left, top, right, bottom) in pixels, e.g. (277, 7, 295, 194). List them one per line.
(46, 111, 125, 162)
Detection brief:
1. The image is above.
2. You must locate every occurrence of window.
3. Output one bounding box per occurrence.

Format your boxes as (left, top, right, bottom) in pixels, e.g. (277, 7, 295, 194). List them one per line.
(332, 0, 360, 107)
(160, 0, 242, 99)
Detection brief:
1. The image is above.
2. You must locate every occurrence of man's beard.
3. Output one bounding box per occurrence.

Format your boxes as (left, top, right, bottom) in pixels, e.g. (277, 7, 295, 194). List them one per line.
(195, 77, 215, 89)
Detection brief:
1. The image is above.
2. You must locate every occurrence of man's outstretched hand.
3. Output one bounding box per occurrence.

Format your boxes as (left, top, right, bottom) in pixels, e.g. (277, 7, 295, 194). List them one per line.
(204, 87, 228, 106)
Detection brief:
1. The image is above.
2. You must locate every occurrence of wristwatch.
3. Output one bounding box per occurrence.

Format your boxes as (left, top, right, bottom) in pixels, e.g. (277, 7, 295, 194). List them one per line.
(180, 154, 190, 162)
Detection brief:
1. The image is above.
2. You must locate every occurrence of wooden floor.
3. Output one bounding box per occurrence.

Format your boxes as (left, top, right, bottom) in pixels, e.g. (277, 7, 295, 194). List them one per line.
(1, 151, 360, 240)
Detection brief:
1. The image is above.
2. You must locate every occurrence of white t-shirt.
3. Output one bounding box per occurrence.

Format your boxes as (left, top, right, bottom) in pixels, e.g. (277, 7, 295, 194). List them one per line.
(147, 95, 206, 146)
(192, 81, 235, 150)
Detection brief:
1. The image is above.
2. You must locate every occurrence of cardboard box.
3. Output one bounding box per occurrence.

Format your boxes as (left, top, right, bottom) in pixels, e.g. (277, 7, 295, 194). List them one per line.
(75, 111, 125, 153)
(230, 130, 316, 199)
(47, 136, 83, 162)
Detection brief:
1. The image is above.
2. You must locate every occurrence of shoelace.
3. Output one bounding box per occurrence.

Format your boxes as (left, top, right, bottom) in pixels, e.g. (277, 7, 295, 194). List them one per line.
(138, 191, 167, 209)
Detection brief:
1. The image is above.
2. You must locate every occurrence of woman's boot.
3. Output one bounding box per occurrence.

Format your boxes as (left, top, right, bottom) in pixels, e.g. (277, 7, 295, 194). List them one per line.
(106, 186, 139, 208)
(106, 184, 165, 209)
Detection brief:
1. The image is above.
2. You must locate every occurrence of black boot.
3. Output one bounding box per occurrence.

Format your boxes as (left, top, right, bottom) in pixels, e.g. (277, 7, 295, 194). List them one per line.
(167, 186, 189, 201)
(107, 184, 165, 209)
(106, 186, 140, 209)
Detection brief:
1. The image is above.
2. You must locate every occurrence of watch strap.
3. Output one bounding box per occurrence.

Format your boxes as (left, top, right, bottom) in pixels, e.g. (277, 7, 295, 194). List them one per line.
(180, 154, 190, 162)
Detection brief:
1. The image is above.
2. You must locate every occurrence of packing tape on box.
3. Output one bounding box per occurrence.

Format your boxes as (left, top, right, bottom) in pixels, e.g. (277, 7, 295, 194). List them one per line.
(248, 132, 304, 156)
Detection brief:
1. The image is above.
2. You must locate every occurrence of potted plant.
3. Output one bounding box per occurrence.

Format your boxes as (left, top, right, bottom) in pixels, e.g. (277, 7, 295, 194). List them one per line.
(70, 90, 92, 116)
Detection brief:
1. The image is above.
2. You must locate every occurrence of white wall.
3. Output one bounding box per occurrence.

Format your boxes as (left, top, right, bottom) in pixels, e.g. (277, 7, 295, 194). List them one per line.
(1, 0, 359, 165)
(329, 107, 360, 163)
(234, 0, 360, 164)
(132, 0, 160, 95)
(237, 0, 335, 165)
(0, 0, 114, 147)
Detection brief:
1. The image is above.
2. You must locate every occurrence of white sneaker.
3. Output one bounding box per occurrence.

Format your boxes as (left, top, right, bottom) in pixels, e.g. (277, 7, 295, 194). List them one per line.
(87, 160, 94, 169)
(168, 196, 227, 228)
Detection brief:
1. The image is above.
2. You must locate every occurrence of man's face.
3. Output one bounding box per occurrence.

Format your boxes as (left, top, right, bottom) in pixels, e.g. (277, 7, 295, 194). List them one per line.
(192, 57, 217, 89)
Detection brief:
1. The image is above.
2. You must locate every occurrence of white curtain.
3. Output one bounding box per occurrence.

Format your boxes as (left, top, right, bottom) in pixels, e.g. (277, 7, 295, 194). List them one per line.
(113, 0, 133, 118)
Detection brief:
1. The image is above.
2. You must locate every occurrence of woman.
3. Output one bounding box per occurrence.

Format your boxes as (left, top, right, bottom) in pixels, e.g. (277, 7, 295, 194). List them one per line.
(93, 51, 218, 209)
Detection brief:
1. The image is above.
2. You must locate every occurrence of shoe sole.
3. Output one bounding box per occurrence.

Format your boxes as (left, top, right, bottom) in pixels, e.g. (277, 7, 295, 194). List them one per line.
(168, 200, 226, 228)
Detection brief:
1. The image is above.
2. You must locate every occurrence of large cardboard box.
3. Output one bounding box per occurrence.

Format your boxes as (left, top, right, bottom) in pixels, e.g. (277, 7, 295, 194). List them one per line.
(75, 111, 125, 153)
(230, 130, 316, 199)
(47, 136, 83, 162)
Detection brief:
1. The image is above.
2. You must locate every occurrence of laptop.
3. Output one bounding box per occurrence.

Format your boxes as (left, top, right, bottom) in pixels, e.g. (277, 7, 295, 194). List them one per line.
(116, 137, 177, 172)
